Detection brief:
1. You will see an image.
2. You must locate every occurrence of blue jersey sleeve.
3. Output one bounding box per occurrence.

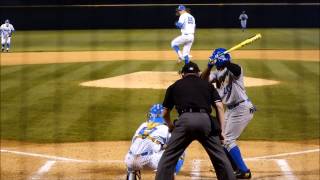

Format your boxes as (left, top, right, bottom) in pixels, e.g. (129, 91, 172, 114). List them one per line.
(175, 22, 184, 29)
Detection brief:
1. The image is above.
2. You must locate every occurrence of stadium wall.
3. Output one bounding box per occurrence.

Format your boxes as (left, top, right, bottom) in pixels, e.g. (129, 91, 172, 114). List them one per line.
(0, 4, 319, 30)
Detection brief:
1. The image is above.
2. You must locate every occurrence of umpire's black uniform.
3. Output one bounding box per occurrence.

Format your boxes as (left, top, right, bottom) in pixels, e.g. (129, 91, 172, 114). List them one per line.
(155, 62, 236, 180)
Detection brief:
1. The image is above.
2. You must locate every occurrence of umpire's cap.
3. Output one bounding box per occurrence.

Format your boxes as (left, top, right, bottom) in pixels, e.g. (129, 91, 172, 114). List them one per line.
(181, 61, 200, 74)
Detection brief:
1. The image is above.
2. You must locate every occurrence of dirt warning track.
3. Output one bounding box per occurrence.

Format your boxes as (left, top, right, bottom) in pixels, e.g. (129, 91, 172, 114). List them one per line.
(1, 50, 319, 66)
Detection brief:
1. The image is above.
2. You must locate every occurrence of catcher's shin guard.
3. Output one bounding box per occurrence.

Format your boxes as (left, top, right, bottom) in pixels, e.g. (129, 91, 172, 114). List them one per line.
(126, 170, 141, 180)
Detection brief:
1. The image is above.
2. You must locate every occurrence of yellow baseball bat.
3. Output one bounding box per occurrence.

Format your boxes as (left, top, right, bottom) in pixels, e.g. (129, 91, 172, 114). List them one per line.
(223, 33, 262, 54)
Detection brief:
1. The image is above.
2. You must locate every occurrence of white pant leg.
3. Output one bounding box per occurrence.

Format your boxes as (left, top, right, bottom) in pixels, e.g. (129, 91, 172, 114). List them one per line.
(171, 35, 185, 47)
(182, 34, 194, 57)
(1, 36, 7, 45)
(241, 21, 247, 29)
(223, 102, 254, 150)
(125, 152, 151, 171)
(1, 36, 10, 49)
(6, 37, 11, 45)
(148, 151, 164, 170)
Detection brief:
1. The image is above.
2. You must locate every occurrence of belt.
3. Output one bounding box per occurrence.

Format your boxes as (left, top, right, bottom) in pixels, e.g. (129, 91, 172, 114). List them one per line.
(178, 108, 208, 115)
(129, 150, 152, 157)
(183, 33, 194, 35)
(227, 99, 249, 109)
(136, 135, 161, 145)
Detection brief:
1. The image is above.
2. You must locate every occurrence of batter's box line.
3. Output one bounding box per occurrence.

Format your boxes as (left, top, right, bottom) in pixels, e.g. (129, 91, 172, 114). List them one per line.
(0, 149, 122, 163)
(1, 148, 319, 163)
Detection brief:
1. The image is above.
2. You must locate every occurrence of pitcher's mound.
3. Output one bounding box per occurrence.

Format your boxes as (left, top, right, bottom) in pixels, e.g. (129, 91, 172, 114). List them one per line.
(80, 71, 280, 89)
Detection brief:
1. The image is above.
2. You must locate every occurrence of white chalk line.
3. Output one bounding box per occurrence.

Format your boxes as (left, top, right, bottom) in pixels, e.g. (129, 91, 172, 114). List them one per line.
(0, 149, 122, 163)
(190, 159, 201, 180)
(2, 147, 319, 179)
(245, 148, 320, 161)
(29, 160, 56, 180)
(1, 148, 319, 163)
(276, 159, 298, 180)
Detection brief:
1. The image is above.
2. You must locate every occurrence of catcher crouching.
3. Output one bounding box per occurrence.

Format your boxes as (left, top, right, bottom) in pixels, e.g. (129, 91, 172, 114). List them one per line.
(124, 104, 185, 180)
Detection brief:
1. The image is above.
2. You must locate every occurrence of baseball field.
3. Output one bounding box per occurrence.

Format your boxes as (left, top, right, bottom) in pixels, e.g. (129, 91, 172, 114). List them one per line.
(1, 28, 319, 180)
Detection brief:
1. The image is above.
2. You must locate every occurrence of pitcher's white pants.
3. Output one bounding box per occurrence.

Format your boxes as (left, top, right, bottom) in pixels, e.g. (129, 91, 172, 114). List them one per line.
(171, 34, 194, 58)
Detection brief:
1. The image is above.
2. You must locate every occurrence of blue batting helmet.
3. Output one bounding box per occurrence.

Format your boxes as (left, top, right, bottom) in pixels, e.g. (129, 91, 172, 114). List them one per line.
(209, 48, 231, 68)
(148, 104, 165, 124)
(177, 5, 186, 11)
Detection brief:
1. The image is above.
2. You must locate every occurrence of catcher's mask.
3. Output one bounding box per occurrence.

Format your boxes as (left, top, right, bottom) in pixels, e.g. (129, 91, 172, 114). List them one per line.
(209, 48, 231, 69)
(147, 104, 165, 124)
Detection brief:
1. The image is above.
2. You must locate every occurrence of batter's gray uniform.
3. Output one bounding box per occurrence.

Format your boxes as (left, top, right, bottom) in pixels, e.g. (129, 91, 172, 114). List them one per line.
(209, 64, 255, 177)
(209, 67, 254, 151)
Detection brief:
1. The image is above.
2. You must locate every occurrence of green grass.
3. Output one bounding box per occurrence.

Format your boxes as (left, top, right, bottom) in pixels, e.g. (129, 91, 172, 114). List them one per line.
(10, 28, 320, 52)
(1, 60, 319, 142)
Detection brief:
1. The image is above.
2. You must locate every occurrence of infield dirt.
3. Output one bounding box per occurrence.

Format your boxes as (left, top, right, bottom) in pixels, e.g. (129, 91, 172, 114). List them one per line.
(1, 140, 319, 180)
(1, 50, 319, 66)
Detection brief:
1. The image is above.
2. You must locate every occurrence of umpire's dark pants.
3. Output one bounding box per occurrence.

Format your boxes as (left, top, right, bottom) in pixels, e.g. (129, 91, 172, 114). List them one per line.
(155, 113, 236, 180)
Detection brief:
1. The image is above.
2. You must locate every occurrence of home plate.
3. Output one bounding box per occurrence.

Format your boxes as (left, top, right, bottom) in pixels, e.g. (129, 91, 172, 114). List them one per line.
(80, 71, 280, 89)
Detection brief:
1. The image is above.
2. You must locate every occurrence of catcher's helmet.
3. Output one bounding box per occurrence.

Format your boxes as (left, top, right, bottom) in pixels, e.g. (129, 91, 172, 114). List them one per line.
(209, 48, 231, 68)
(148, 104, 165, 124)
(177, 5, 186, 11)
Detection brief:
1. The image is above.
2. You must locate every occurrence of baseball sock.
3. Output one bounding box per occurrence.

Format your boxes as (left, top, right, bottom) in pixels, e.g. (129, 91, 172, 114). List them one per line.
(172, 45, 180, 53)
(7, 43, 10, 49)
(184, 55, 189, 64)
(229, 146, 249, 173)
(175, 157, 184, 174)
(224, 148, 238, 171)
(1, 44, 4, 49)
(173, 45, 183, 58)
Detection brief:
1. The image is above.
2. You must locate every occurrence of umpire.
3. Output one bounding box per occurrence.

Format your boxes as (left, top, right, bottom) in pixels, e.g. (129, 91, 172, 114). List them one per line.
(155, 62, 236, 180)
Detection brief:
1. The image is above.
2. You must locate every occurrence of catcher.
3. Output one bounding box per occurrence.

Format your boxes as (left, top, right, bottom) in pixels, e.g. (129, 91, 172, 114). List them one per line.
(124, 104, 184, 180)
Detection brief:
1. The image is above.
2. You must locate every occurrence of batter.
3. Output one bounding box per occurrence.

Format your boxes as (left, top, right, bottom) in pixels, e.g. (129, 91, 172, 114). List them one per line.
(201, 48, 256, 179)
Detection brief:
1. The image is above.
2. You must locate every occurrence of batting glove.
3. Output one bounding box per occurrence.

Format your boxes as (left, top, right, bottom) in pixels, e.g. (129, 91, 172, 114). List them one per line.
(208, 59, 216, 68)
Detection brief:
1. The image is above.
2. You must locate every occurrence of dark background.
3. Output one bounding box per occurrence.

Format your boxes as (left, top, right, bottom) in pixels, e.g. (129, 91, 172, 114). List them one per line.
(0, 1, 319, 30)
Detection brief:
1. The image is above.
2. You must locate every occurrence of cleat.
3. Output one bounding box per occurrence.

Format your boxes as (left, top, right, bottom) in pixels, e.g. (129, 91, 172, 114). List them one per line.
(1, 48, 4, 52)
(126, 170, 141, 180)
(235, 169, 251, 179)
